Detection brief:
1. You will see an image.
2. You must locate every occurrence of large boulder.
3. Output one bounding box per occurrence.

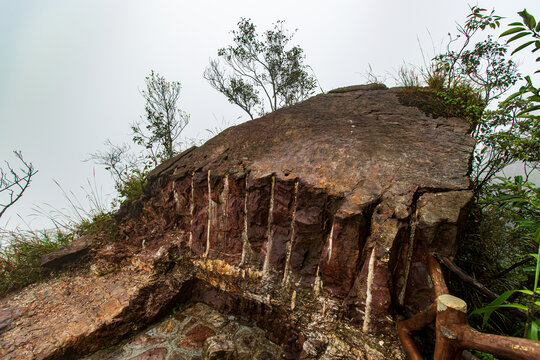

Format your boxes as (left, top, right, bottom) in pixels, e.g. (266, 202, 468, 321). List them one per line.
(0, 85, 474, 359)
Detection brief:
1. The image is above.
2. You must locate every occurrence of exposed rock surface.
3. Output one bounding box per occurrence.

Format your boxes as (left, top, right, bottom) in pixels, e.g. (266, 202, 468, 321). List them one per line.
(0, 85, 474, 359)
(40, 234, 93, 269)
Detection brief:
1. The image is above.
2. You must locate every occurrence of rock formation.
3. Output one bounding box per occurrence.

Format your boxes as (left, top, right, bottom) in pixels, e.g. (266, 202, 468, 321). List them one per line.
(0, 85, 474, 359)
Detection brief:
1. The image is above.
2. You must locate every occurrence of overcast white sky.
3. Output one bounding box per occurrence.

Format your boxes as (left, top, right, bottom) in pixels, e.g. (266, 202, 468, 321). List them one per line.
(1, 0, 539, 231)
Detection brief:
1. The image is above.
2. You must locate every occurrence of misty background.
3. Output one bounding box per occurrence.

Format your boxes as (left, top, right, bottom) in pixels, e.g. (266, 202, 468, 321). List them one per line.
(1, 0, 539, 231)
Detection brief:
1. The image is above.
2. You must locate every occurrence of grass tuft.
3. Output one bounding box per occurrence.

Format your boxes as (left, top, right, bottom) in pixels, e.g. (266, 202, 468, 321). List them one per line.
(0, 173, 118, 297)
(0, 229, 73, 295)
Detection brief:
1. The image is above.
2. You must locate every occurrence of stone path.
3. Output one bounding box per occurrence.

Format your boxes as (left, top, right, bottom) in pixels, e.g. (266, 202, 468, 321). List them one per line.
(83, 303, 283, 360)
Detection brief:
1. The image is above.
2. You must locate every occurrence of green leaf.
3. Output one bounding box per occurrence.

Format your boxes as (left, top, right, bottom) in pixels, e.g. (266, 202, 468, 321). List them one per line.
(509, 22, 524, 26)
(528, 320, 540, 340)
(534, 231, 540, 293)
(511, 40, 537, 55)
(496, 303, 529, 310)
(519, 9, 537, 29)
(518, 104, 540, 116)
(470, 290, 520, 327)
(508, 32, 530, 44)
(500, 27, 526, 37)
(504, 90, 523, 102)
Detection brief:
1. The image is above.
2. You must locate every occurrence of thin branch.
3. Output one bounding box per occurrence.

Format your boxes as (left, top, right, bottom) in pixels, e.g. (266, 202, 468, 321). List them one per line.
(492, 257, 534, 280)
(0, 151, 38, 220)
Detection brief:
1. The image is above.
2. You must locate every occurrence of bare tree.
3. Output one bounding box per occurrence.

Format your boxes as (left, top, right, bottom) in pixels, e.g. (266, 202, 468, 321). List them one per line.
(88, 140, 144, 191)
(0, 151, 37, 220)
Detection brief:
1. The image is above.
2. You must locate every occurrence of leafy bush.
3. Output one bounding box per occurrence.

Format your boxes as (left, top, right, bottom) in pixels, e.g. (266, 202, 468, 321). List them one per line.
(434, 85, 486, 125)
(114, 170, 147, 207)
(397, 85, 485, 129)
(470, 177, 540, 340)
(472, 350, 499, 360)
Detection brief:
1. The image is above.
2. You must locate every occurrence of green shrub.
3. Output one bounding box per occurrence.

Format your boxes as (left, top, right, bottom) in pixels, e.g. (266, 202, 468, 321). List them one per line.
(115, 171, 147, 207)
(471, 350, 499, 360)
(434, 85, 485, 126)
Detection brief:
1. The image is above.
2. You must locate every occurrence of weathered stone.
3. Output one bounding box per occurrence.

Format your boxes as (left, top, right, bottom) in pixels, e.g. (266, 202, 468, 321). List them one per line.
(128, 347, 168, 360)
(174, 313, 187, 323)
(40, 233, 93, 269)
(202, 335, 237, 360)
(0, 86, 475, 359)
(169, 351, 189, 360)
(177, 324, 216, 350)
(201, 312, 228, 329)
(130, 333, 166, 347)
(155, 319, 177, 334)
(181, 318, 200, 333)
(256, 351, 276, 360)
(0, 308, 14, 335)
(234, 327, 256, 353)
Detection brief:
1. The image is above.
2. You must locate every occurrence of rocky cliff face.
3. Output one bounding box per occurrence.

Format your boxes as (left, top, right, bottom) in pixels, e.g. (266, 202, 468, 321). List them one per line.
(0, 85, 474, 359)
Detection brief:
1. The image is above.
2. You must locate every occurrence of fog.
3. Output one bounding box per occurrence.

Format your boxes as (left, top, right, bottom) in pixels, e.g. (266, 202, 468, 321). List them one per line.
(1, 0, 539, 231)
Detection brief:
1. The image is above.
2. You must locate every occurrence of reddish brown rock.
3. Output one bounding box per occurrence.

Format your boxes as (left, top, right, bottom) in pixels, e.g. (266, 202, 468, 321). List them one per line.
(155, 319, 176, 335)
(0, 86, 474, 360)
(177, 324, 216, 350)
(169, 352, 188, 360)
(40, 233, 93, 269)
(181, 318, 199, 333)
(174, 313, 187, 323)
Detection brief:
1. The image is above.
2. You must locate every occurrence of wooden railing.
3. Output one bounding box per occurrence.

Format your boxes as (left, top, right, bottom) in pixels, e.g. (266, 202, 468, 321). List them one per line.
(397, 254, 540, 360)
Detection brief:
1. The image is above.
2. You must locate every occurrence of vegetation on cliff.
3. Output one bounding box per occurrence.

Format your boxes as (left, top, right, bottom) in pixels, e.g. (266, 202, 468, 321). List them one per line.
(204, 18, 318, 119)
(415, 6, 540, 342)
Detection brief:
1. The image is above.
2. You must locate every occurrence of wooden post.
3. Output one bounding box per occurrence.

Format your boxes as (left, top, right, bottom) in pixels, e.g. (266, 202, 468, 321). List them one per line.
(397, 254, 540, 360)
(434, 294, 467, 360)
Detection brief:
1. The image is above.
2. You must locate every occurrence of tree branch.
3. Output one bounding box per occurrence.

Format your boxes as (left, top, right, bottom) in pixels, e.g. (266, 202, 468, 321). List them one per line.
(433, 253, 528, 320)
(0, 151, 38, 220)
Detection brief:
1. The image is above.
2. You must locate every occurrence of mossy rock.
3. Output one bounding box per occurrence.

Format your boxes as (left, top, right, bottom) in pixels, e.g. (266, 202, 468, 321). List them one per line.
(328, 83, 387, 93)
(397, 87, 485, 130)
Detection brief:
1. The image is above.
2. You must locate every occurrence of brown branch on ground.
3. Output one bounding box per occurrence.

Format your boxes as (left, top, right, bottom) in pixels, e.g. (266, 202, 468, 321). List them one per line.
(492, 257, 533, 280)
(432, 253, 528, 320)
(397, 254, 540, 360)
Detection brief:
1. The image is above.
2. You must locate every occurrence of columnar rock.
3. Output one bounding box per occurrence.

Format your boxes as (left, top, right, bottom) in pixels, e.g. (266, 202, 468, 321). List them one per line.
(0, 85, 474, 359)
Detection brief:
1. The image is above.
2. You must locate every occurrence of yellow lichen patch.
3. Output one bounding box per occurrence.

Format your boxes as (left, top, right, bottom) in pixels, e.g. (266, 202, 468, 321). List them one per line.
(511, 344, 536, 352)
(193, 258, 262, 280)
(128, 256, 154, 273)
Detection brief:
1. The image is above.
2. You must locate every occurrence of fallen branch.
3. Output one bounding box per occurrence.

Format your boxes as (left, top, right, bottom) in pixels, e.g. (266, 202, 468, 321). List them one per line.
(492, 257, 533, 280)
(432, 253, 528, 320)
(432, 253, 499, 299)
(397, 254, 540, 360)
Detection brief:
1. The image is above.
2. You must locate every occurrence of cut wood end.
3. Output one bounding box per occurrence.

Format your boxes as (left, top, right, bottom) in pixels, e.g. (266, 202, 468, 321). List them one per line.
(437, 294, 467, 313)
